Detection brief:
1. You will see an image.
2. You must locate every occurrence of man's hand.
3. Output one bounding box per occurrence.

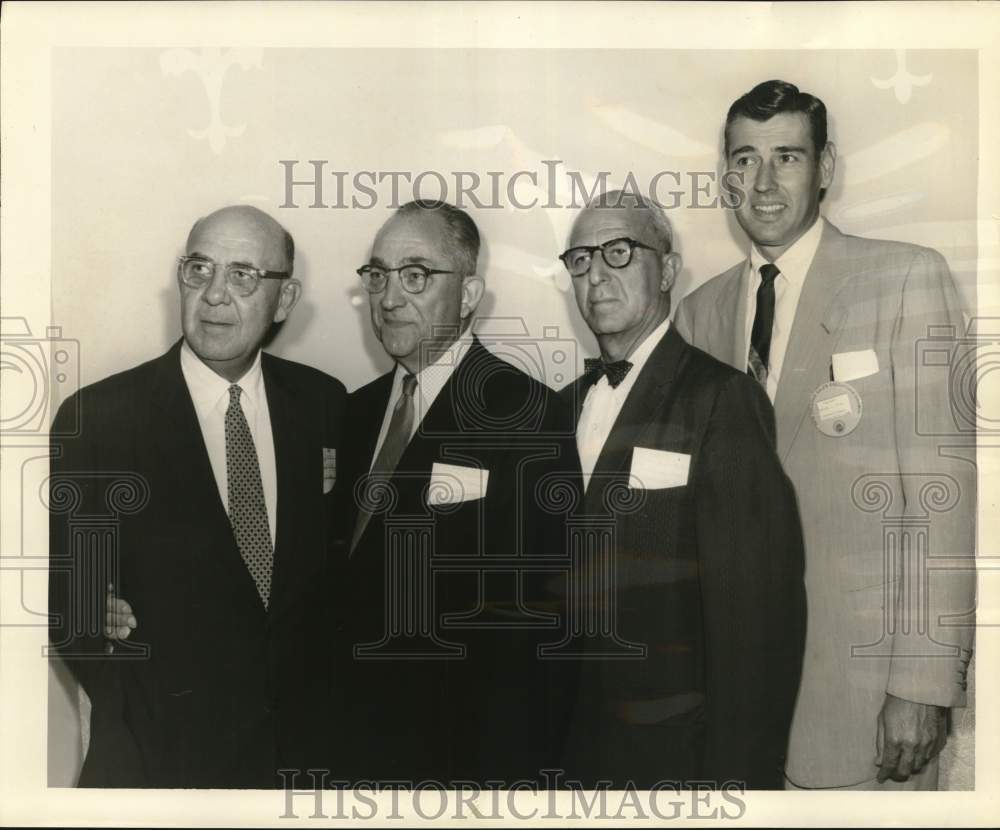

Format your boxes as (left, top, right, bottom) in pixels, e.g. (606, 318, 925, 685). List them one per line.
(105, 582, 137, 640)
(875, 693, 948, 782)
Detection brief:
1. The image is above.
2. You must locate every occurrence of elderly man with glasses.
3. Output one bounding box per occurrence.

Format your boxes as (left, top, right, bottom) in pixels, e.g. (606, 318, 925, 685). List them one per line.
(49, 205, 347, 787)
(331, 199, 583, 786)
(557, 191, 807, 790)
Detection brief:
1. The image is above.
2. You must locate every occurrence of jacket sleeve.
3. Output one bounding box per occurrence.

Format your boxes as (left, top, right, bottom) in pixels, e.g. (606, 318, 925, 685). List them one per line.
(695, 373, 807, 789)
(48, 391, 109, 699)
(885, 248, 976, 706)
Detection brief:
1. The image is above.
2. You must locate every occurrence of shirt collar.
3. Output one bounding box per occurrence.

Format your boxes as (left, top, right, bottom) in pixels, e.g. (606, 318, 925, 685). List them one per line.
(179, 340, 264, 413)
(749, 215, 824, 286)
(390, 327, 475, 417)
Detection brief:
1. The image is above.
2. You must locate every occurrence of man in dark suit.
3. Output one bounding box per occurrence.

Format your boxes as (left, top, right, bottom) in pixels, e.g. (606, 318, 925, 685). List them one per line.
(674, 80, 975, 790)
(48, 205, 347, 787)
(558, 191, 806, 789)
(333, 200, 582, 785)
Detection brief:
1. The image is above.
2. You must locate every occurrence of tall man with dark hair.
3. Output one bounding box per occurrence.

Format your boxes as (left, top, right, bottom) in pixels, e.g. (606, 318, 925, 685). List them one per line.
(49, 205, 347, 787)
(675, 80, 976, 790)
(560, 191, 806, 789)
(334, 200, 582, 785)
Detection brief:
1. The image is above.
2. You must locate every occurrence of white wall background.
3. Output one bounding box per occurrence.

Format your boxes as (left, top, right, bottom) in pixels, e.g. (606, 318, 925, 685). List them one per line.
(47, 47, 982, 787)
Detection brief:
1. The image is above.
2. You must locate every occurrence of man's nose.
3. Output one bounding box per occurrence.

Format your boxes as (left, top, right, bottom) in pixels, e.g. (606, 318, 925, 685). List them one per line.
(587, 254, 611, 286)
(202, 267, 232, 305)
(754, 160, 777, 192)
(379, 273, 406, 310)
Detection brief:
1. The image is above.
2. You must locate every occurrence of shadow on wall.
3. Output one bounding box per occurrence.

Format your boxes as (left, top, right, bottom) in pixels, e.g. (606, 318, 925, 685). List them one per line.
(47, 656, 83, 786)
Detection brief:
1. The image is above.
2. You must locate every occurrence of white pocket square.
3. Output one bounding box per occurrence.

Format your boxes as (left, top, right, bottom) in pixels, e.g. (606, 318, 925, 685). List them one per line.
(832, 349, 879, 382)
(628, 447, 690, 490)
(322, 447, 336, 494)
(428, 462, 489, 505)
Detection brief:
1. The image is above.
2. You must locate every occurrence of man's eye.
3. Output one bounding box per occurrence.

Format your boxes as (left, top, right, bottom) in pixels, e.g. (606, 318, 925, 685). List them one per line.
(570, 252, 590, 268)
(190, 262, 213, 276)
(734, 156, 757, 168)
(229, 268, 255, 283)
(780, 153, 798, 163)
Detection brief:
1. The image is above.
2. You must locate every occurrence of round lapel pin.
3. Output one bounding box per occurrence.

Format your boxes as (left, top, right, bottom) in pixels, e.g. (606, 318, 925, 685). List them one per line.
(810, 381, 863, 437)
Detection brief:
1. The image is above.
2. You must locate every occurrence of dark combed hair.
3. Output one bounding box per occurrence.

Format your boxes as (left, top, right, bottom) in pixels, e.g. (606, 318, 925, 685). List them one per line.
(725, 79, 828, 156)
(396, 199, 480, 276)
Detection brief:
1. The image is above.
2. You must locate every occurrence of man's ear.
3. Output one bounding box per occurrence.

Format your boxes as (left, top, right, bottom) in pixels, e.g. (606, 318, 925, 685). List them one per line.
(460, 275, 486, 320)
(819, 141, 837, 190)
(273, 279, 302, 323)
(660, 252, 682, 294)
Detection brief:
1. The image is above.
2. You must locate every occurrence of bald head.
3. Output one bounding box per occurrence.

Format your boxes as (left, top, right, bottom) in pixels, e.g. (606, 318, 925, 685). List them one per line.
(187, 205, 294, 276)
(179, 205, 301, 382)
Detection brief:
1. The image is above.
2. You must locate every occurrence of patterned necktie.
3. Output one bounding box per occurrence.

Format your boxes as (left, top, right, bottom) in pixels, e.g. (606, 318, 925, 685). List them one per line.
(584, 357, 634, 389)
(350, 373, 418, 553)
(748, 263, 780, 386)
(225, 384, 274, 608)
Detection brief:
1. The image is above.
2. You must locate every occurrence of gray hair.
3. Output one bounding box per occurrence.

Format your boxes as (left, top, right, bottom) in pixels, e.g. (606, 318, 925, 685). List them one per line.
(395, 199, 480, 276)
(584, 189, 674, 254)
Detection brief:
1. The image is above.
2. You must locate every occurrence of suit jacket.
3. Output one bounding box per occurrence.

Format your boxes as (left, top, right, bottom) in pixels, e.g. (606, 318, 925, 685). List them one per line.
(331, 337, 583, 785)
(559, 326, 807, 789)
(49, 340, 347, 788)
(675, 219, 976, 788)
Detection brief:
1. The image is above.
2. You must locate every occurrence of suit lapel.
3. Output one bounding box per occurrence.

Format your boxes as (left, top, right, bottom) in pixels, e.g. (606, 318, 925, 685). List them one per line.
(262, 354, 312, 617)
(711, 261, 751, 369)
(584, 327, 686, 512)
(773, 219, 851, 461)
(150, 342, 265, 614)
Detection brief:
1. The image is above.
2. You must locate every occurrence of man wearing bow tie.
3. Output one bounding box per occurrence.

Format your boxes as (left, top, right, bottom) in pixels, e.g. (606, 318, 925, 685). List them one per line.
(333, 199, 582, 785)
(49, 205, 346, 787)
(674, 80, 976, 790)
(559, 191, 806, 789)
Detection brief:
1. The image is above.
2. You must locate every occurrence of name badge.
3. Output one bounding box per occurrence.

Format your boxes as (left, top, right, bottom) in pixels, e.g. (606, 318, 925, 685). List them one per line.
(811, 381, 862, 437)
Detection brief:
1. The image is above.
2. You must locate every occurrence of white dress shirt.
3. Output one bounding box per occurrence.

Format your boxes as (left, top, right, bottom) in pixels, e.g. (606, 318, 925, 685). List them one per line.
(180, 342, 278, 546)
(743, 217, 823, 402)
(577, 316, 671, 491)
(369, 330, 475, 470)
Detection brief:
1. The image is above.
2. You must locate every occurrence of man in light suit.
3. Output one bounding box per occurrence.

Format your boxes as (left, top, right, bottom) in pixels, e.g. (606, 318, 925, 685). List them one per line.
(333, 200, 582, 785)
(674, 80, 976, 790)
(559, 191, 806, 789)
(49, 206, 347, 787)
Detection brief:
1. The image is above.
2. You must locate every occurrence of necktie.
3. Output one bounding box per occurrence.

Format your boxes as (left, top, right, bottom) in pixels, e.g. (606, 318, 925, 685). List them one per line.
(584, 357, 634, 389)
(225, 384, 274, 608)
(350, 373, 418, 553)
(748, 263, 780, 385)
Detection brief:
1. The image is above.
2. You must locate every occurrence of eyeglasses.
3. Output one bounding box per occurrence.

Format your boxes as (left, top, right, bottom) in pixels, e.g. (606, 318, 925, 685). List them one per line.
(559, 237, 660, 278)
(178, 256, 289, 297)
(357, 264, 455, 295)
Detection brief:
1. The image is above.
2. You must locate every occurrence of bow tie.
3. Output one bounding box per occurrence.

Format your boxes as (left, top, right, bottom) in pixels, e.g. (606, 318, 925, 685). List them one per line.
(584, 357, 634, 389)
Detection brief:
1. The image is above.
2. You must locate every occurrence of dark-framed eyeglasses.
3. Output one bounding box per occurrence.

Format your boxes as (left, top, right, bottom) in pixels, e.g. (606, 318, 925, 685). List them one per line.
(357, 263, 455, 295)
(558, 237, 660, 278)
(177, 256, 289, 297)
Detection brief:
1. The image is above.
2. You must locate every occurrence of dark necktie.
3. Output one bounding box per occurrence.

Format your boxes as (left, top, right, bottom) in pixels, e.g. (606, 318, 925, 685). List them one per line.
(350, 373, 418, 553)
(584, 357, 634, 389)
(748, 263, 780, 385)
(225, 384, 274, 608)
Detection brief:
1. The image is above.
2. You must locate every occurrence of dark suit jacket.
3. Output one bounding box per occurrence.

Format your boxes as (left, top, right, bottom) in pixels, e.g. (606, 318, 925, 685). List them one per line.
(331, 337, 583, 785)
(559, 326, 806, 789)
(49, 340, 346, 788)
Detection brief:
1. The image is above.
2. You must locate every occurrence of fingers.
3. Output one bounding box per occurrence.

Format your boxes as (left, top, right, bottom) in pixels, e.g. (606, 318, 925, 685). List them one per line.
(104, 584, 137, 640)
(876, 739, 901, 783)
(894, 743, 916, 780)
